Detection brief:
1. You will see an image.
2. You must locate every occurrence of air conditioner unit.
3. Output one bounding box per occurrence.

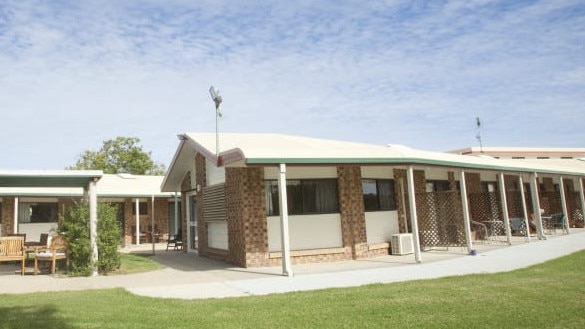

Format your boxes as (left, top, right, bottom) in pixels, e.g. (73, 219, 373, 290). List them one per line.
(391, 234, 414, 255)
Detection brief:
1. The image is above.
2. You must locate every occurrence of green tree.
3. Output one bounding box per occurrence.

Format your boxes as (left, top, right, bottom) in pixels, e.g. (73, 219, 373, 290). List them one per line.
(68, 136, 166, 175)
(60, 201, 122, 276)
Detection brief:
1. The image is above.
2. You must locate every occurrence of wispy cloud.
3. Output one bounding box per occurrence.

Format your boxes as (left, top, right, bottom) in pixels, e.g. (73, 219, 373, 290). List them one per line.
(0, 0, 583, 169)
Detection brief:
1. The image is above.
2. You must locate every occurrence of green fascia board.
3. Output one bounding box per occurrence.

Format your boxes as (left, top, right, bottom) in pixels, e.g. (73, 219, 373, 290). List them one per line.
(245, 157, 584, 177)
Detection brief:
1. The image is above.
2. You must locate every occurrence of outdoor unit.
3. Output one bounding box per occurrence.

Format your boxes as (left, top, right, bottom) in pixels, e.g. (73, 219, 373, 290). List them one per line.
(391, 233, 414, 255)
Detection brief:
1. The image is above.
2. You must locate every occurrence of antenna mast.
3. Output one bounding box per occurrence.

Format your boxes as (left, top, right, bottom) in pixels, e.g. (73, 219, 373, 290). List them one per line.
(475, 117, 483, 152)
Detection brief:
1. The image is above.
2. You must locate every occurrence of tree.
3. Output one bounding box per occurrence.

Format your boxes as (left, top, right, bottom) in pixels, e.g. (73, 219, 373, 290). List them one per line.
(68, 136, 166, 175)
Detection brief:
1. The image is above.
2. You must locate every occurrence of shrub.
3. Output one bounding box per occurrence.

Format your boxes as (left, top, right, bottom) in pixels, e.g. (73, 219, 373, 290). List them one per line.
(97, 203, 122, 273)
(60, 202, 92, 276)
(61, 201, 122, 276)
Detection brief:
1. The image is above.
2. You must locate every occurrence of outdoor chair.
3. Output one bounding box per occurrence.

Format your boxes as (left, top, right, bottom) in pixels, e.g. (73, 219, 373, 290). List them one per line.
(34, 235, 68, 275)
(551, 213, 567, 232)
(510, 218, 527, 236)
(25, 233, 50, 247)
(470, 221, 488, 240)
(166, 228, 183, 251)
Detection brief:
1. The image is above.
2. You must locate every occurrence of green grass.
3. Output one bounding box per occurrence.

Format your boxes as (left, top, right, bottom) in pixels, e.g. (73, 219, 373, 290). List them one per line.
(2, 251, 585, 328)
(111, 253, 165, 275)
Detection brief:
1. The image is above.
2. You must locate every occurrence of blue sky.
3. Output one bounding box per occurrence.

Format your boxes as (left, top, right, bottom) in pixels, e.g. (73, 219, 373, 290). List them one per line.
(1, 0, 584, 170)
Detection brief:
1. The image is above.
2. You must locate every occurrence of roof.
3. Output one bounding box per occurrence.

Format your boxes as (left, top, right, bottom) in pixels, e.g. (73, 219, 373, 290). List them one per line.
(0, 173, 175, 198)
(96, 174, 175, 198)
(449, 146, 585, 158)
(0, 170, 102, 188)
(161, 133, 585, 192)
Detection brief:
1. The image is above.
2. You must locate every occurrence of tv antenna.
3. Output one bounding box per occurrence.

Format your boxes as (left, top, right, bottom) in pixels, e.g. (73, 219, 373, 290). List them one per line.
(209, 86, 223, 157)
(475, 117, 483, 152)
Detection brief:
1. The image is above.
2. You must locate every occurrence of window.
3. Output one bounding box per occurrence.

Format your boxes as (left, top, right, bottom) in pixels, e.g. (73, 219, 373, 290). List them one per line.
(426, 180, 450, 192)
(482, 182, 496, 193)
(131, 202, 148, 215)
(18, 202, 58, 223)
(265, 179, 339, 216)
(362, 179, 396, 211)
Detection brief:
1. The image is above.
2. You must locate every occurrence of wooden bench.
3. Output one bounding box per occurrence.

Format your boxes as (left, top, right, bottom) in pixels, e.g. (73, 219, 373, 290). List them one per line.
(0, 236, 26, 275)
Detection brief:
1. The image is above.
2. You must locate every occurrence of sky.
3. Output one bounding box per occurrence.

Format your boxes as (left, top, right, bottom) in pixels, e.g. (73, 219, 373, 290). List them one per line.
(1, 0, 584, 171)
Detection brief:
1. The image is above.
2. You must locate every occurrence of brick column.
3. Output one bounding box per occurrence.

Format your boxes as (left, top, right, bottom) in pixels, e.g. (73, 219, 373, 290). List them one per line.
(226, 167, 267, 267)
(337, 165, 367, 259)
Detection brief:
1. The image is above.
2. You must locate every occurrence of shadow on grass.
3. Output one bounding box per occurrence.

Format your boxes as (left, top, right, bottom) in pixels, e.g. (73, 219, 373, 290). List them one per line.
(0, 305, 73, 329)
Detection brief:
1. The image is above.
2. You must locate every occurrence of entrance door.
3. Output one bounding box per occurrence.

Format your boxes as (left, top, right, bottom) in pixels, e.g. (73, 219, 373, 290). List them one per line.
(186, 194, 198, 252)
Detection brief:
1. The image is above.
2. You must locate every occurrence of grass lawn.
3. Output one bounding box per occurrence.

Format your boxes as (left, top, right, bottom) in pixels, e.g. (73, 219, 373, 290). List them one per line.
(112, 253, 165, 275)
(1, 251, 585, 328)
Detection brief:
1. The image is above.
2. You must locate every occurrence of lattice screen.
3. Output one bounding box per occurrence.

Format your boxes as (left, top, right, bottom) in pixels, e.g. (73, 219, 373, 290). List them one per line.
(416, 191, 465, 248)
(467, 192, 501, 222)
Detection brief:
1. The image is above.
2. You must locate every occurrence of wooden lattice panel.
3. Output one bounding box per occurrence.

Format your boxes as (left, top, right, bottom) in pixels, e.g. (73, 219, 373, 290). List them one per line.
(467, 192, 502, 222)
(539, 191, 562, 215)
(416, 191, 465, 248)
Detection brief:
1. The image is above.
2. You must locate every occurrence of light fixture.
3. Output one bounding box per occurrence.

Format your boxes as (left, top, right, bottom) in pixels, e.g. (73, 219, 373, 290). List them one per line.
(209, 86, 222, 159)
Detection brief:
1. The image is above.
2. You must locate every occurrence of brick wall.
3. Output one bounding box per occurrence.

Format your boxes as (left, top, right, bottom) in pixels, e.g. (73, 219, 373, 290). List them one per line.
(1, 197, 15, 234)
(337, 165, 367, 259)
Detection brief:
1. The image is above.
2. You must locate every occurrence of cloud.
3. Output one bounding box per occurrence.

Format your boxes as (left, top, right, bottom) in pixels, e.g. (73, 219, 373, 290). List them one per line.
(0, 0, 583, 169)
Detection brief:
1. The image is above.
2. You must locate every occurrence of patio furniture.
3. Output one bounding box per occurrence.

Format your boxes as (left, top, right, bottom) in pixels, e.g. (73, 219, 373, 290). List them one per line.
(34, 235, 68, 275)
(131, 226, 149, 244)
(471, 221, 488, 240)
(510, 218, 527, 236)
(551, 213, 567, 233)
(166, 228, 183, 251)
(0, 236, 26, 275)
(25, 233, 50, 248)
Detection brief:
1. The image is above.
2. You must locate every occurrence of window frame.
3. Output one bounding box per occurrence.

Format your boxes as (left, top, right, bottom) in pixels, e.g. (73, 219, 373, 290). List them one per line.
(265, 179, 340, 216)
(362, 179, 397, 212)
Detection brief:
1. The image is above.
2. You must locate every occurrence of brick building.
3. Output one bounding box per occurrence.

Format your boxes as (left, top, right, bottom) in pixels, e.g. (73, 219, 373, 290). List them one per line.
(161, 133, 585, 274)
(0, 173, 179, 246)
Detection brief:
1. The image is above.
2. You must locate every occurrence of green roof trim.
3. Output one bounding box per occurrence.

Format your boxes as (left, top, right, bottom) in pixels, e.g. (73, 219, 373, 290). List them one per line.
(245, 157, 583, 176)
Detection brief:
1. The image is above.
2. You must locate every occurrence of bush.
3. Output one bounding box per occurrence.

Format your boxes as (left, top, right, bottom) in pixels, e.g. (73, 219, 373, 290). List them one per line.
(97, 203, 122, 273)
(60, 202, 92, 276)
(61, 201, 122, 276)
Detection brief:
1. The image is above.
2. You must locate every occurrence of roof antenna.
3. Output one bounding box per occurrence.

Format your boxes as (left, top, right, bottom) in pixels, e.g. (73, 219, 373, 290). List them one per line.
(475, 117, 483, 153)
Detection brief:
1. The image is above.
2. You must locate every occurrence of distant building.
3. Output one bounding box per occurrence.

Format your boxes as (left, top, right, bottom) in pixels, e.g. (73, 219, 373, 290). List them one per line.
(0, 173, 179, 245)
(448, 147, 585, 160)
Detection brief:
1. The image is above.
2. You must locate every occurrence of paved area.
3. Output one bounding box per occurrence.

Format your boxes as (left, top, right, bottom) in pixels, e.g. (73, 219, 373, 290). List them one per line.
(1, 230, 585, 299)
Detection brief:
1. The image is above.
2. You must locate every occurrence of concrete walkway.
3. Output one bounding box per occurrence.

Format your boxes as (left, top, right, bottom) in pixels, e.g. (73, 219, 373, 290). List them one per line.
(2, 231, 585, 299)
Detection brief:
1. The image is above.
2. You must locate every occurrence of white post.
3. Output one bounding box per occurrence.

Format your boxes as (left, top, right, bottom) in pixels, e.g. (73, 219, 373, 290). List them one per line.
(13, 196, 19, 234)
(529, 173, 546, 240)
(518, 175, 531, 242)
(174, 192, 179, 236)
(135, 199, 140, 245)
(579, 178, 585, 230)
(151, 195, 156, 254)
(498, 173, 512, 245)
(89, 179, 99, 276)
(458, 170, 473, 253)
(406, 166, 422, 263)
(278, 163, 293, 277)
(558, 176, 570, 234)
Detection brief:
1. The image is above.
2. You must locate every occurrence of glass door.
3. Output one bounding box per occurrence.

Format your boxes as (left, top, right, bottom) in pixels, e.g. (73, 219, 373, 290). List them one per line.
(186, 194, 198, 252)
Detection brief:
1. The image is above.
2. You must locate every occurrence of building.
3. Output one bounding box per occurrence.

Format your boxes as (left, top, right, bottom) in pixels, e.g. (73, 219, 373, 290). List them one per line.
(161, 133, 585, 273)
(449, 147, 585, 160)
(0, 173, 180, 246)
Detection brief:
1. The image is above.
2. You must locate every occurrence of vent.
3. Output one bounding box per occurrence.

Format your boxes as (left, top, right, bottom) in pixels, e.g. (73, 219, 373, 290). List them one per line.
(202, 184, 227, 222)
(391, 234, 414, 255)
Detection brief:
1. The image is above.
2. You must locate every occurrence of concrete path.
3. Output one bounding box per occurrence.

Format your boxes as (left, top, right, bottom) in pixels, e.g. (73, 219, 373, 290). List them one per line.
(130, 232, 585, 299)
(2, 231, 584, 299)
